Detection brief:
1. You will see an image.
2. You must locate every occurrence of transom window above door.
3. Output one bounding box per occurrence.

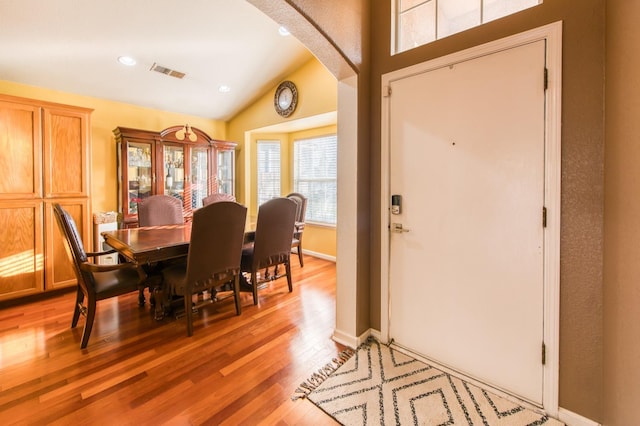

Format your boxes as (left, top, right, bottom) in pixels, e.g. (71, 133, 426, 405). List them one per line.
(393, 0, 542, 54)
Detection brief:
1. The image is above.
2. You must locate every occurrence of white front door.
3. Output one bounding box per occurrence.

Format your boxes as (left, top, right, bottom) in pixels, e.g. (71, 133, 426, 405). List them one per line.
(387, 40, 547, 404)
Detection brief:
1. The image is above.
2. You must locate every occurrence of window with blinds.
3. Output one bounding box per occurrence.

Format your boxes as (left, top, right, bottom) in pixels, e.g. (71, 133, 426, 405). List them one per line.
(293, 134, 337, 225)
(257, 141, 281, 206)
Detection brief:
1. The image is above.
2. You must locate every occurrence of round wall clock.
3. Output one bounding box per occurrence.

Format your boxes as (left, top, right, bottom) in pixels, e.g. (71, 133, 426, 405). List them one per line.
(274, 80, 298, 117)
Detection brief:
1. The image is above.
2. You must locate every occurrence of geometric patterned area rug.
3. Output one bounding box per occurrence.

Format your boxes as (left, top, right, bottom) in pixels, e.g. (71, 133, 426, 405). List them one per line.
(294, 338, 564, 426)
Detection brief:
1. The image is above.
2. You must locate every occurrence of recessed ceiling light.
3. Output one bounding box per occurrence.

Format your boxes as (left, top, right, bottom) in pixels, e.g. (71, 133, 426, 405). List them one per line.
(278, 26, 290, 36)
(118, 56, 136, 66)
(218, 85, 231, 93)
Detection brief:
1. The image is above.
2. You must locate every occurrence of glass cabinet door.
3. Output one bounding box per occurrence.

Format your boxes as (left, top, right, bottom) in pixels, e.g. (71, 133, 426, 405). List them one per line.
(163, 144, 185, 205)
(191, 147, 209, 209)
(126, 142, 153, 215)
(217, 150, 235, 195)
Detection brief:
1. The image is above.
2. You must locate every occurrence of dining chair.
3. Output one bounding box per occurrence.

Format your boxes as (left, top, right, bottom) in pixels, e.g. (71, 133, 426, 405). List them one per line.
(202, 192, 236, 206)
(161, 201, 247, 336)
(136, 194, 185, 303)
(241, 197, 297, 305)
(285, 192, 308, 267)
(137, 194, 184, 227)
(53, 203, 145, 349)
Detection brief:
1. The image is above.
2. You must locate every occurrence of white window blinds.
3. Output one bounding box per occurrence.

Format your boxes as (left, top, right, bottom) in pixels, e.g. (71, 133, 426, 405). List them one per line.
(257, 141, 281, 206)
(294, 135, 337, 225)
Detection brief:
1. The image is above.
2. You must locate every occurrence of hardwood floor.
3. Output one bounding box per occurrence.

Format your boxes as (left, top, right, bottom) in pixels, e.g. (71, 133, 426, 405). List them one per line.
(0, 256, 342, 425)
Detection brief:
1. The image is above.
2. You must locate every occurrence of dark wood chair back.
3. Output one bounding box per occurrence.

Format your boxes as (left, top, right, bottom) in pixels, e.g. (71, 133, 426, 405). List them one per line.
(53, 203, 142, 348)
(202, 192, 236, 206)
(162, 201, 247, 336)
(285, 192, 308, 266)
(286, 192, 307, 226)
(137, 195, 184, 227)
(241, 197, 297, 304)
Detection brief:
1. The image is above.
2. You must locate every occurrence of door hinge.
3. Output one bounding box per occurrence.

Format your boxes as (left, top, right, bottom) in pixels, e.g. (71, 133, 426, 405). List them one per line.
(544, 68, 548, 91)
(385, 86, 392, 97)
(542, 342, 546, 365)
(542, 206, 547, 228)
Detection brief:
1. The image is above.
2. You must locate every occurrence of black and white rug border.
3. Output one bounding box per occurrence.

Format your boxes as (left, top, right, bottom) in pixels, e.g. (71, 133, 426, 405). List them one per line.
(293, 337, 564, 426)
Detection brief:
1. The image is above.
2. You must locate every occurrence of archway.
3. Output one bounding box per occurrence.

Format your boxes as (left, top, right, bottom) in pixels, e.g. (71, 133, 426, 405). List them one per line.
(248, 0, 361, 346)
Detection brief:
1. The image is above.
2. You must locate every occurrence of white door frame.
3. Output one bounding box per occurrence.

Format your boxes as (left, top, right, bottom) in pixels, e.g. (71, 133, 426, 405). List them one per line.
(380, 22, 562, 415)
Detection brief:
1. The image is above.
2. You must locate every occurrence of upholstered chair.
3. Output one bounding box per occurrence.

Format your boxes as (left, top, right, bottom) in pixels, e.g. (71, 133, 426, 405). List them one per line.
(53, 203, 145, 349)
(241, 197, 297, 305)
(285, 192, 308, 267)
(202, 192, 236, 206)
(161, 201, 247, 336)
(137, 195, 184, 227)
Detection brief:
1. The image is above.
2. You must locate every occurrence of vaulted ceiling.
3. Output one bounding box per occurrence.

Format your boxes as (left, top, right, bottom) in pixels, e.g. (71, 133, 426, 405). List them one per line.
(0, 0, 314, 120)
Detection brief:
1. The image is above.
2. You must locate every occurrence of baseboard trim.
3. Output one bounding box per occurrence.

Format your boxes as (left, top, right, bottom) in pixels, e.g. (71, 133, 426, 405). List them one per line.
(558, 408, 600, 426)
(297, 249, 336, 263)
(332, 328, 377, 349)
(332, 329, 358, 348)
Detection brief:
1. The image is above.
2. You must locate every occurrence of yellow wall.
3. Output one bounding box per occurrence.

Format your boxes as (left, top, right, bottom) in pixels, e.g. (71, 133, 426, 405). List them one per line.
(227, 58, 337, 202)
(1, 56, 338, 259)
(0, 80, 225, 215)
(227, 58, 338, 258)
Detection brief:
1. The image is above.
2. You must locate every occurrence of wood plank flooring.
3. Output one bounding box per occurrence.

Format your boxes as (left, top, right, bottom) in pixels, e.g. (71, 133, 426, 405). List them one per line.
(0, 256, 342, 425)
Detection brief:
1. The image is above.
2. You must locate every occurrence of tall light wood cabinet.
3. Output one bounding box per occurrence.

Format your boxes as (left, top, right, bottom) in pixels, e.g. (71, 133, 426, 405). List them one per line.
(0, 94, 92, 301)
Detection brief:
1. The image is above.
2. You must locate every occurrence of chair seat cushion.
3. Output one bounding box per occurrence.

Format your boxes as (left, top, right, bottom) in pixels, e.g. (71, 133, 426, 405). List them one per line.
(94, 266, 141, 299)
(241, 245, 290, 271)
(163, 263, 238, 296)
(241, 244, 254, 270)
(162, 263, 188, 295)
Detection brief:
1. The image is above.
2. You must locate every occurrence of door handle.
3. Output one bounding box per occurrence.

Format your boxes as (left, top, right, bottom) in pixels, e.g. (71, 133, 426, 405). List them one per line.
(391, 223, 410, 233)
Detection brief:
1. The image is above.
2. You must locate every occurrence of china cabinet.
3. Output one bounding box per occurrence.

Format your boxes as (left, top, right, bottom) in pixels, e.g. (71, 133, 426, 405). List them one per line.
(0, 94, 92, 301)
(114, 125, 236, 228)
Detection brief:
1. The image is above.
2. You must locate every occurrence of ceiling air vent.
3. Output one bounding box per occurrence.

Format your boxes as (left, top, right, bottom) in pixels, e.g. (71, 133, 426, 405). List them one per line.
(150, 62, 186, 79)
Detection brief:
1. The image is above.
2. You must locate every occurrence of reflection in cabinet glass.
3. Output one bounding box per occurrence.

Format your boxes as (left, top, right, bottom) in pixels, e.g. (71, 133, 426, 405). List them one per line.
(191, 147, 209, 209)
(163, 144, 184, 204)
(127, 142, 153, 214)
(217, 150, 235, 195)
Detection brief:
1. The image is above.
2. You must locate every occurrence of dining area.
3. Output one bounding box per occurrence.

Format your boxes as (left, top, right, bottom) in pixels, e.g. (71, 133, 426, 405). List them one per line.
(0, 241, 339, 424)
(53, 191, 308, 349)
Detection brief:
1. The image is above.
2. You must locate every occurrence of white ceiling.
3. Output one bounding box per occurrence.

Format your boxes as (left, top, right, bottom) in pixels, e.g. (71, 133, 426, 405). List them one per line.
(0, 0, 314, 120)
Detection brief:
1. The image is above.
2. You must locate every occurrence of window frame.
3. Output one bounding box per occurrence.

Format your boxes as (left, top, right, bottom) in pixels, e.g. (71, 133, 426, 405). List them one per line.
(392, 0, 543, 55)
(293, 134, 338, 227)
(256, 140, 282, 208)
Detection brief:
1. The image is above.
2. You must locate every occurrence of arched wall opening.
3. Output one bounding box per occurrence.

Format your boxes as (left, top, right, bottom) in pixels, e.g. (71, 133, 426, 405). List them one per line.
(248, 0, 362, 346)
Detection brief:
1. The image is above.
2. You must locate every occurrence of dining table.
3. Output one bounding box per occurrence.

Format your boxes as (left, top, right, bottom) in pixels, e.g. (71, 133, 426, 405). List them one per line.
(102, 223, 193, 265)
(101, 223, 192, 319)
(101, 222, 255, 320)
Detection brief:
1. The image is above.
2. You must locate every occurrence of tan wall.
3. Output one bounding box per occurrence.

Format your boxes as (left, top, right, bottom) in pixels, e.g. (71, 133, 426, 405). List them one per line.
(258, 0, 612, 420)
(0, 80, 224, 215)
(366, 0, 605, 422)
(604, 1, 640, 424)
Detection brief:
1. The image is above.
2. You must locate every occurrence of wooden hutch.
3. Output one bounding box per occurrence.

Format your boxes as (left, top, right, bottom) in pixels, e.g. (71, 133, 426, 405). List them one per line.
(114, 125, 236, 228)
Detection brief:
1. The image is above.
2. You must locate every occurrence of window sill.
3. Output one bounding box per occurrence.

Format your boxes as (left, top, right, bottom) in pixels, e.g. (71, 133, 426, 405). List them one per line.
(306, 221, 336, 229)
